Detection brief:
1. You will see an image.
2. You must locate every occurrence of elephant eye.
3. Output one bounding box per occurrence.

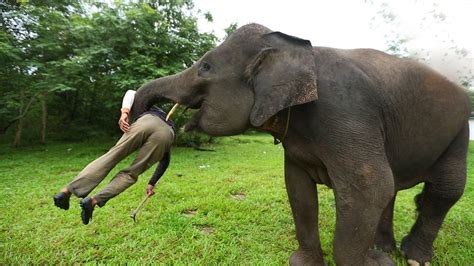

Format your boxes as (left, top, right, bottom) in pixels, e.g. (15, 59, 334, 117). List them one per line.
(200, 62, 211, 72)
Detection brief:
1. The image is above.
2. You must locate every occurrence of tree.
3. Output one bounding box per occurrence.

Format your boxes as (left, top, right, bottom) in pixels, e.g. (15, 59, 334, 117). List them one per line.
(0, 0, 217, 146)
(369, 1, 473, 90)
(369, 1, 474, 117)
(1, 0, 83, 145)
(467, 90, 474, 117)
(224, 22, 238, 39)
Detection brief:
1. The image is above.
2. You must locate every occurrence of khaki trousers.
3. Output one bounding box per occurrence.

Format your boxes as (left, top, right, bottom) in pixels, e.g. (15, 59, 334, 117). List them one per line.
(67, 114, 174, 206)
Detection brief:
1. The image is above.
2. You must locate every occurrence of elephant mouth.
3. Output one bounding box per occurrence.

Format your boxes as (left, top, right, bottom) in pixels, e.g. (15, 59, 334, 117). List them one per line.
(165, 96, 205, 133)
(183, 113, 202, 132)
(178, 94, 205, 110)
(183, 99, 206, 132)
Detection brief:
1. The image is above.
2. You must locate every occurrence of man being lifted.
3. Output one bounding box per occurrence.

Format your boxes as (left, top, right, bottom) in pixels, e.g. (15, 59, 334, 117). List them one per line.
(53, 90, 175, 225)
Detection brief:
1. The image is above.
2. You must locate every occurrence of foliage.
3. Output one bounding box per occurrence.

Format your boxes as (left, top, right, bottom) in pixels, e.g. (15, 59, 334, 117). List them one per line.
(467, 90, 474, 116)
(0, 0, 217, 145)
(1, 134, 473, 264)
(223, 22, 238, 39)
(369, 1, 474, 115)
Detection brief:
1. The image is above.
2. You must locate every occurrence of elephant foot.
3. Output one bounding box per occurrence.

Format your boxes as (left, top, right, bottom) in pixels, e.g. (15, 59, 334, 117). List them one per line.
(374, 234, 396, 253)
(289, 249, 326, 266)
(367, 250, 395, 266)
(400, 235, 432, 266)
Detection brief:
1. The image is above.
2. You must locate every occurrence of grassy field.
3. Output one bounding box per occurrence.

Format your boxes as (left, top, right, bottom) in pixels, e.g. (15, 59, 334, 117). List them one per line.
(1, 134, 473, 265)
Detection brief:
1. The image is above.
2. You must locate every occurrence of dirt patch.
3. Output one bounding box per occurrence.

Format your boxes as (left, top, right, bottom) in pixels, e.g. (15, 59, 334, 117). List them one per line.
(230, 191, 246, 201)
(182, 208, 198, 217)
(195, 224, 214, 235)
(225, 176, 237, 183)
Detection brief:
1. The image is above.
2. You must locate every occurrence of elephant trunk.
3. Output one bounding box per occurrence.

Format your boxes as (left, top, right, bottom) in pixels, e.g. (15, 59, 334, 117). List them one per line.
(129, 69, 189, 122)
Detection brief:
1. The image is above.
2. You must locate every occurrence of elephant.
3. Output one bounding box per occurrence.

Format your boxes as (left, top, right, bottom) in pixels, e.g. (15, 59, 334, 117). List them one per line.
(129, 24, 470, 265)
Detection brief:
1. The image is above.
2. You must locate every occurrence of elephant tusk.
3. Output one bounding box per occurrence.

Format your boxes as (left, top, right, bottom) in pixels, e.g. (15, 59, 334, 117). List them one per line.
(166, 103, 180, 121)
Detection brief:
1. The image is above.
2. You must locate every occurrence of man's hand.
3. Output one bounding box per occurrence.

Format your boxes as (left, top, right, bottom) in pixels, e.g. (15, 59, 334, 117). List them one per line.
(119, 108, 130, 133)
(146, 184, 155, 197)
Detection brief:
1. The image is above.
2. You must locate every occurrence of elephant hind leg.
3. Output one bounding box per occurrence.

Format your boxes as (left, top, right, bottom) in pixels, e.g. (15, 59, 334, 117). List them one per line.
(401, 124, 469, 265)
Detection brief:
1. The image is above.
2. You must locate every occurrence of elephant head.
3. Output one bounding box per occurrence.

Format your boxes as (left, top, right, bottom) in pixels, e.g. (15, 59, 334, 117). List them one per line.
(130, 23, 318, 136)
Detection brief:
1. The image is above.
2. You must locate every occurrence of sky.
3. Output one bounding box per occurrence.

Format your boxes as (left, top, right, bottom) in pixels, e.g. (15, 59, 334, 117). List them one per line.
(192, 0, 473, 88)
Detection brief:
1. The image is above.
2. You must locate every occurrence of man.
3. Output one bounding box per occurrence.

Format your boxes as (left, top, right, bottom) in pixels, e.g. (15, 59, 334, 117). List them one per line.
(53, 90, 175, 225)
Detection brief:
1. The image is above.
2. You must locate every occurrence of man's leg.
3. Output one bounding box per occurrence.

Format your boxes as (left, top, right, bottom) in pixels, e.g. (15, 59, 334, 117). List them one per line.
(65, 132, 143, 198)
(91, 116, 173, 207)
(54, 134, 137, 211)
(54, 115, 153, 211)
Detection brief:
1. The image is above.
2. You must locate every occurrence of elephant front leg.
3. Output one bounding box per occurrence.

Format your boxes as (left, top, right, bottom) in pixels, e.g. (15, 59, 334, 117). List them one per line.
(374, 195, 397, 252)
(330, 161, 396, 266)
(285, 157, 325, 266)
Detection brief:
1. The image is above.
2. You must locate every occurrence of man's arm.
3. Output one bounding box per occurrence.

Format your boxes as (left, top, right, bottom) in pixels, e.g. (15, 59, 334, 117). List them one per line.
(146, 151, 171, 196)
(119, 90, 136, 133)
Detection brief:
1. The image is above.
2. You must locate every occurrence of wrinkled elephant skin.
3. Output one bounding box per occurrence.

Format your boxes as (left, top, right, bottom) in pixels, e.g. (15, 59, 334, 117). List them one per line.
(130, 24, 470, 265)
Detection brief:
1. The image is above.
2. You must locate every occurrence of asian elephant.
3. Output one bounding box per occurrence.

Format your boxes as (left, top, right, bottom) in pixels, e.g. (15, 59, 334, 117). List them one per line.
(130, 24, 470, 265)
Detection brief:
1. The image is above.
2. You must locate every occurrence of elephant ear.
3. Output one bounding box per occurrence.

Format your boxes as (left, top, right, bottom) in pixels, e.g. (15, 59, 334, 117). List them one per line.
(248, 31, 318, 127)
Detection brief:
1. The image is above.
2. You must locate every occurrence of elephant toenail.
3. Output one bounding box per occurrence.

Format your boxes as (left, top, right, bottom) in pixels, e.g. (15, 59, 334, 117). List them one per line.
(407, 259, 420, 266)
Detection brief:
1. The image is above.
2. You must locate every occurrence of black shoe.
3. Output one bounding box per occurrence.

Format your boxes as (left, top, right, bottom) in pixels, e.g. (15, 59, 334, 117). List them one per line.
(80, 197, 94, 225)
(53, 192, 70, 210)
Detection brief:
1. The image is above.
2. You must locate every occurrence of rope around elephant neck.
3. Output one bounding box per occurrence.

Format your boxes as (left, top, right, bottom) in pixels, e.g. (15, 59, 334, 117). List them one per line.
(274, 107, 291, 145)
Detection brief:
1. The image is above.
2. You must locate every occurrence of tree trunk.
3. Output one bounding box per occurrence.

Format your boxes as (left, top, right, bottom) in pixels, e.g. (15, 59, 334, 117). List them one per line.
(40, 92, 47, 144)
(13, 89, 25, 147)
(13, 116, 24, 147)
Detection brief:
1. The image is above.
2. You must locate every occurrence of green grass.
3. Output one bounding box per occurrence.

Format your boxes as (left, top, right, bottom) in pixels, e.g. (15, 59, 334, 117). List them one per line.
(0, 134, 473, 265)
